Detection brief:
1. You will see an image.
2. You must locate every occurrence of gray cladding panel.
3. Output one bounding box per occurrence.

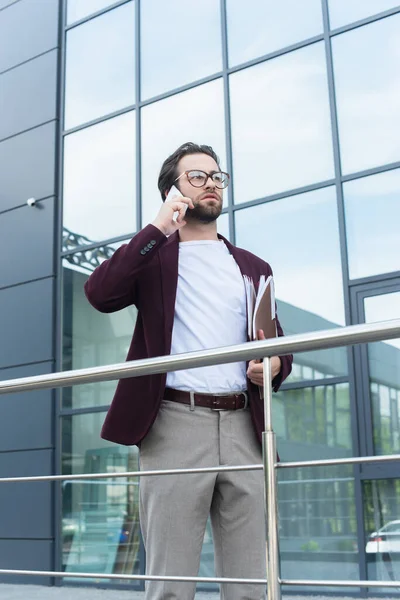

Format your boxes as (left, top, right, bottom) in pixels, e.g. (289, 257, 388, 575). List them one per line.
(0, 0, 59, 73)
(0, 278, 54, 369)
(0, 122, 56, 211)
(0, 50, 58, 141)
(0, 197, 55, 288)
(0, 539, 53, 584)
(0, 362, 54, 452)
(0, 449, 53, 539)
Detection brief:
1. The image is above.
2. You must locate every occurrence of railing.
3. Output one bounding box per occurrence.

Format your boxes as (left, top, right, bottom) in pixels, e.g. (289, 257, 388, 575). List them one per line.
(1, 319, 400, 598)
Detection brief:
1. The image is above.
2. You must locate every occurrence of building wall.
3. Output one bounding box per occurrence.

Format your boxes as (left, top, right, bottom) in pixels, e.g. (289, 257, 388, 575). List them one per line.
(0, 0, 61, 584)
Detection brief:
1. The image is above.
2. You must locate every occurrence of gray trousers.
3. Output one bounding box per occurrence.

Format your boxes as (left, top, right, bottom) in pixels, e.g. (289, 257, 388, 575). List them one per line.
(139, 399, 266, 600)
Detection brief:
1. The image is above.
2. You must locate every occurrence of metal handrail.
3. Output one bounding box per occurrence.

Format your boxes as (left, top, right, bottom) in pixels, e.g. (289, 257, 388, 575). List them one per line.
(0, 319, 399, 395)
(1, 319, 400, 597)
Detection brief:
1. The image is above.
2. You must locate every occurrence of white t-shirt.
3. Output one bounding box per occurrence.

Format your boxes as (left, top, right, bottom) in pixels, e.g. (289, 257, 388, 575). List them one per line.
(166, 240, 247, 393)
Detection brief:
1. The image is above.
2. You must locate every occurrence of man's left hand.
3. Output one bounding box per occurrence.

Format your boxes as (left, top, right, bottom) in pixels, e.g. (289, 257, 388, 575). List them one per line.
(247, 329, 282, 386)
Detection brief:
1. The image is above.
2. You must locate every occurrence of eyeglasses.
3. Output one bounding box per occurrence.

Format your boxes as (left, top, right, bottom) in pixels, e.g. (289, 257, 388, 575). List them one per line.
(174, 169, 230, 189)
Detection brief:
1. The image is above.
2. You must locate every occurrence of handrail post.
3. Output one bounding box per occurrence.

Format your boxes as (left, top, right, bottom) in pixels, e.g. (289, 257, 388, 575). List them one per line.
(262, 357, 281, 600)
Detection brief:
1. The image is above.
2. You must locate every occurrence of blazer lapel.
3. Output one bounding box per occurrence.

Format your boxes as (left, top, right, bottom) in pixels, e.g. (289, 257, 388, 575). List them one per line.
(159, 232, 180, 352)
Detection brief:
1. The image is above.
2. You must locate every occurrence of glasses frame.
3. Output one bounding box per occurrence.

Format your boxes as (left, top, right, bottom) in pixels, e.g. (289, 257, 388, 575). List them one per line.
(174, 169, 230, 189)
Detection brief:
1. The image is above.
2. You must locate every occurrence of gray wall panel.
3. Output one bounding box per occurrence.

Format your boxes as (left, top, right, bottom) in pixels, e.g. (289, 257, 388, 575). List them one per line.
(0, 362, 53, 452)
(0, 278, 54, 368)
(0, 449, 53, 538)
(0, 50, 57, 141)
(0, 122, 56, 211)
(0, 0, 59, 73)
(0, 540, 53, 584)
(0, 198, 55, 288)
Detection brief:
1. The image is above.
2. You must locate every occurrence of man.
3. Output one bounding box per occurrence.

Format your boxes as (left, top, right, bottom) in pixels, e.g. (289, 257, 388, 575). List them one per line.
(85, 142, 293, 600)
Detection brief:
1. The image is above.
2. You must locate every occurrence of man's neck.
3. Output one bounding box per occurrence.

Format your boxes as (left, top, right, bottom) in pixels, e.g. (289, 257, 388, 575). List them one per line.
(178, 221, 219, 242)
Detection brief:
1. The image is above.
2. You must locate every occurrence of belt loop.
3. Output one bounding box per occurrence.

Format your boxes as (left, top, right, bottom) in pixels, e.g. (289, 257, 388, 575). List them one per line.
(242, 391, 249, 409)
(189, 391, 195, 411)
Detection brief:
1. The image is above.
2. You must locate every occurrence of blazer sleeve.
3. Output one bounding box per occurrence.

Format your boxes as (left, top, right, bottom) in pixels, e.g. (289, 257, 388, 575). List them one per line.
(84, 224, 168, 313)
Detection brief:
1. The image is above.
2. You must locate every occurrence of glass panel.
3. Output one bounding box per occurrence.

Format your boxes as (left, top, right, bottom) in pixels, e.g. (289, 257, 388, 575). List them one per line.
(140, 0, 222, 100)
(329, 0, 400, 29)
(364, 292, 400, 456)
(275, 384, 357, 590)
(230, 43, 335, 204)
(226, 0, 323, 66)
(62, 258, 137, 410)
(235, 186, 347, 383)
(217, 212, 230, 240)
(62, 413, 141, 581)
(141, 80, 227, 227)
(64, 2, 135, 130)
(332, 14, 400, 175)
(344, 169, 400, 280)
(364, 479, 400, 588)
(67, 0, 118, 25)
(63, 111, 136, 245)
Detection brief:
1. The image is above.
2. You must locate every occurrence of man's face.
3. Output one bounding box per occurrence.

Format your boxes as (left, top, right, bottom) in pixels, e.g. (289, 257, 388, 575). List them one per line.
(173, 153, 224, 223)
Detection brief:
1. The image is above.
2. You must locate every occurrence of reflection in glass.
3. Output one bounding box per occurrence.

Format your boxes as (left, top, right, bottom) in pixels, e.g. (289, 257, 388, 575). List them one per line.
(63, 259, 137, 410)
(230, 43, 334, 203)
(65, 2, 135, 130)
(364, 292, 400, 456)
(63, 111, 136, 245)
(329, 0, 400, 29)
(274, 383, 356, 585)
(364, 479, 400, 585)
(332, 14, 400, 175)
(344, 169, 400, 280)
(141, 80, 227, 226)
(62, 413, 141, 580)
(226, 0, 323, 66)
(140, 0, 222, 100)
(67, 0, 118, 25)
(235, 186, 346, 382)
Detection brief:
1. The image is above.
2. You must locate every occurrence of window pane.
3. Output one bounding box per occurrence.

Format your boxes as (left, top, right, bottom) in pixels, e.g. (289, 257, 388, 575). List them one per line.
(364, 479, 400, 586)
(140, 0, 222, 100)
(217, 213, 230, 240)
(63, 112, 136, 245)
(226, 0, 323, 66)
(65, 2, 135, 130)
(230, 43, 335, 204)
(332, 15, 400, 175)
(364, 292, 400, 456)
(141, 80, 227, 227)
(329, 0, 400, 29)
(235, 186, 346, 382)
(344, 169, 400, 279)
(62, 259, 137, 410)
(67, 0, 118, 25)
(275, 384, 357, 589)
(62, 412, 141, 580)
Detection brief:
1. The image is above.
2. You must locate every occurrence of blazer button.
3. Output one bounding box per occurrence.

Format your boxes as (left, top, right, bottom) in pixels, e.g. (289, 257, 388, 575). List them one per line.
(140, 249, 146, 255)
(146, 243, 153, 250)
(150, 240, 156, 246)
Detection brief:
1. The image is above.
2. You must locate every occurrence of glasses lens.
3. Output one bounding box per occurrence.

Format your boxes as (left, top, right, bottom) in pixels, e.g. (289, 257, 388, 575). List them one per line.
(212, 172, 228, 188)
(187, 170, 207, 187)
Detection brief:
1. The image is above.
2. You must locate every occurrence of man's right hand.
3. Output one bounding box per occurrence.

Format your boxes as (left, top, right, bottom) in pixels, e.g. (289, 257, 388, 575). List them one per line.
(152, 196, 194, 236)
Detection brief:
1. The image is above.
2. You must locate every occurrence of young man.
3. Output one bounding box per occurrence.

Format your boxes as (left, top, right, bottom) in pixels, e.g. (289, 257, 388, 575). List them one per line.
(85, 142, 293, 600)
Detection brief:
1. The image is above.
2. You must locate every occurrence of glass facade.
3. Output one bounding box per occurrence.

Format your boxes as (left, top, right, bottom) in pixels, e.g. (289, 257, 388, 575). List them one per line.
(60, 0, 400, 592)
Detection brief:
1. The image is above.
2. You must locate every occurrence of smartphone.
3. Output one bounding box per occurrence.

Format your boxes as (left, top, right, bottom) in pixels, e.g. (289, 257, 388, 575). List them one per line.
(165, 185, 186, 222)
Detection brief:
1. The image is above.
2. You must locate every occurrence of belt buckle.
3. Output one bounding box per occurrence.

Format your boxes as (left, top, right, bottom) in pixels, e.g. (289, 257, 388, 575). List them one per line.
(239, 391, 248, 410)
(211, 396, 224, 410)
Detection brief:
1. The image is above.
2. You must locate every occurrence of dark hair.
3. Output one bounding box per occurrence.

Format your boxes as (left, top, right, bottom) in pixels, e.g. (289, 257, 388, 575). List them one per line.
(157, 142, 220, 201)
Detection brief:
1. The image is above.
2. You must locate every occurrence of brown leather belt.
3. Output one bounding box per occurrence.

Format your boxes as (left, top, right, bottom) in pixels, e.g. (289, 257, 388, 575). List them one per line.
(164, 388, 248, 410)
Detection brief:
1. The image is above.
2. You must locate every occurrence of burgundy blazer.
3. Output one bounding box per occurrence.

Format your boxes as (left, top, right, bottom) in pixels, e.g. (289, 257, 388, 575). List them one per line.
(84, 224, 293, 447)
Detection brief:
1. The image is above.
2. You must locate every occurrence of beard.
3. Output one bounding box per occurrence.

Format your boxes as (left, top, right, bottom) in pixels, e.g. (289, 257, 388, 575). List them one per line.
(185, 196, 223, 224)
